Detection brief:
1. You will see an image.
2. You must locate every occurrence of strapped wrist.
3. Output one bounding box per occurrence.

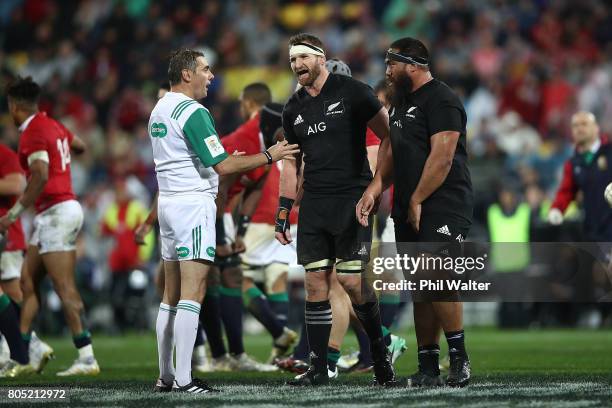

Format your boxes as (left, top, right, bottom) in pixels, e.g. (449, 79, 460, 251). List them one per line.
(237, 215, 251, 237)
(7, 202, 25, 223)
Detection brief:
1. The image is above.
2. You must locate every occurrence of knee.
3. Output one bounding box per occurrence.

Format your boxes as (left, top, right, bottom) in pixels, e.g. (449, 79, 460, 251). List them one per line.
(221, 266, 242, 289)
(305, 272, 329, 298)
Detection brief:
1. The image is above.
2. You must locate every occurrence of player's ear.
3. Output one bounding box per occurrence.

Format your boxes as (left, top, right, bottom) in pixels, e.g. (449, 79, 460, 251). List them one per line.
(181, 68, 192, 83)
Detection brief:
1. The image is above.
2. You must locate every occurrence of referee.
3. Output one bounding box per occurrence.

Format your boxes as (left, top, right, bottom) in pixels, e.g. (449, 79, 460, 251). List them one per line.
(275, 33, 395, 386)
(357, 37, 473, 387)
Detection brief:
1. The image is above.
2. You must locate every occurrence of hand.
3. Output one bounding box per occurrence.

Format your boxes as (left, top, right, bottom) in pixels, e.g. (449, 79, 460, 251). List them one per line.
(267, 140, 300, 162)
(0, 215, 11, 234)
(548, 208, 563, 226)
(356, 190, 381, 227)
(233, 235, 246, 254)
(216, 243, 234, 257)
(134, 223, 152, 245)
(275, 229, 292, 245)
(407, 198, 421, 232)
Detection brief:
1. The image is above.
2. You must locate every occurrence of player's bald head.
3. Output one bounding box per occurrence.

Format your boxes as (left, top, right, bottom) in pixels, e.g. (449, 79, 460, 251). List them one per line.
(571, 111, 599, 147)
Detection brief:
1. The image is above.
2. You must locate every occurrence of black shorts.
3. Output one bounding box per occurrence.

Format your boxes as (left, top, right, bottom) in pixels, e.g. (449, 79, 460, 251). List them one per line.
(394, 213, 471, 257)
(297, 194, 372, 271)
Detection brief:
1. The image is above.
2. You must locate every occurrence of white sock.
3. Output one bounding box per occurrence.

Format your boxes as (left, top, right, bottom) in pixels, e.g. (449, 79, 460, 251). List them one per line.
(174, 300, 201, 386)
(78, 344, 94, 360)
(156, 303, 176, 383)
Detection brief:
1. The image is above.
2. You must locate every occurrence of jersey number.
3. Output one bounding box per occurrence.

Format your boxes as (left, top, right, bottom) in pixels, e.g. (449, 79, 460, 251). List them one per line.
(56, 138, 71, 171)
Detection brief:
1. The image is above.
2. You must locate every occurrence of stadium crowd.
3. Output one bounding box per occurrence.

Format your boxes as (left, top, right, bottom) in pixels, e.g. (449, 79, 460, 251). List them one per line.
(0, 0, 611, 333)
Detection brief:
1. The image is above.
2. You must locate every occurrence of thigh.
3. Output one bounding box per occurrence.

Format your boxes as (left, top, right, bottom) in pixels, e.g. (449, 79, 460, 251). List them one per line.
(41, 250, 77, 290)
(179, 259, 210, 302)
(35, 200, 84, 255)
(22, 245, 46, 290)
(333, 197, 372, 270)
(0, 250, 24, 281)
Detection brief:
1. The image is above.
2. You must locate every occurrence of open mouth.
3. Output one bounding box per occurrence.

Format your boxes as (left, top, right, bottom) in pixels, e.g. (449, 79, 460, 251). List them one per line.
(296, 69, 309, 80)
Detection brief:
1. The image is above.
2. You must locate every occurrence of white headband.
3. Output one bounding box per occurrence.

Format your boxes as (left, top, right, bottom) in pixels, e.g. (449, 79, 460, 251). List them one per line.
(289, 43, 325, 58)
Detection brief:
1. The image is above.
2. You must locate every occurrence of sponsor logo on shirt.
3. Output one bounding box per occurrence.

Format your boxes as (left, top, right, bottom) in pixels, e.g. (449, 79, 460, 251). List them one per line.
(324, 99, 345, 116)
(456, 234, 464, 242)
(392, 119, 402, 128)
(150, 122, 167, 138)
(294, 114, 304, 125)
(205, 135, 225, 157)
(307, 122, 326, 135)
(436, 225, 451, 236)
(406, 106, 417, 119)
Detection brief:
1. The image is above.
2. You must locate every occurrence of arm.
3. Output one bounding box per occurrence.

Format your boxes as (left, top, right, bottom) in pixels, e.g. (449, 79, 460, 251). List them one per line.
(232, 173, 268, 253)
(275, 154, 300, 244)
(550, 160, 577, 213)
(410, 130, 459, 205)
(0, 173, 26, 196)
(135, 192, 158, 245)
(0, 160, 48, 232)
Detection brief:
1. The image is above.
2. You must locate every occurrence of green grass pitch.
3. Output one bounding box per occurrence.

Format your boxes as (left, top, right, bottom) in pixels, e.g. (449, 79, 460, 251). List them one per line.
(1, 328, 611, 407)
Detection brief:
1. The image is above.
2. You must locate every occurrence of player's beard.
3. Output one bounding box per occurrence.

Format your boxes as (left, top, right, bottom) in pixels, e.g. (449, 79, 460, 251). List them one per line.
(390, 70, 413, 108)
(297, 63, 320, 87)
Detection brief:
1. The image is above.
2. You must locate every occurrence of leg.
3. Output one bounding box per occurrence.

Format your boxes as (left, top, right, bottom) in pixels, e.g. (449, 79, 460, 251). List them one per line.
(200, 269, 227, 359)
(19, 245, 45, 336)
(302, 266, 332, 375)
(0, 288, 28, 365)
(219, 262, 245, 356)
(174, 259, 209, 386)
(327, 268, 350, 372)
(42, 250, 84, 336)
(156, 260, 179, 384)
(264, 263, 290, 327)
(154, 260, 165, 299)
(1, 279, 23, 304)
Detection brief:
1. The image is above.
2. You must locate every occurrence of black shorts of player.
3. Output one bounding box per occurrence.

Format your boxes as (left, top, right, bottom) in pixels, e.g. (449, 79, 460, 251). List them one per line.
(395, 214, 471, 301)
(297, 194, 372, 273)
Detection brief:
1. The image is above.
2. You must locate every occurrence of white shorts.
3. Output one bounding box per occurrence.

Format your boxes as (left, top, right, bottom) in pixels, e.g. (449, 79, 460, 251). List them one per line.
(223, 212, 235, 245)
(242, 223, 297, 267)
(0, 250, 23, 280)
(30, 200, 83, 254)
(158, 193, 216, 262)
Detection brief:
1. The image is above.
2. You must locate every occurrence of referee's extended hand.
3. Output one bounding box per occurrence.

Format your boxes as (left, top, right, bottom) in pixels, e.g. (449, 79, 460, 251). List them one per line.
(356, 191, 380, 227)
(408, 198, 421, 232)
(267, 140, 300, 162)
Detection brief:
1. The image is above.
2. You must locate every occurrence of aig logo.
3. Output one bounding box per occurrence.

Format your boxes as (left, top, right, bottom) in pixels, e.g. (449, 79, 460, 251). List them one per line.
(307, 122, 326, 135)
(392, 119, 402, 128)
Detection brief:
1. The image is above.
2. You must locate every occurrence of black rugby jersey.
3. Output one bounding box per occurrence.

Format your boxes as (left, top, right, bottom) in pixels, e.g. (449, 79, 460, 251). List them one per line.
(282, 73, 382, 197)
(390, 78, 473, 221)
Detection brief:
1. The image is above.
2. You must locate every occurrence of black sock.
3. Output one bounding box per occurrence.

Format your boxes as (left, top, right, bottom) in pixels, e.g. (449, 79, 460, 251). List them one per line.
(418, 344, 440, 376)
(245, 287, 284, 339)
(380, 294, 400, 328)
(445, 330, 467, 358)
(292, 321, 310, 361)
(353, 302, 385, 357)
(73, 330, 92, 349)
(268, 292, 289, 327)
(219, 286, 244, 355)
(0, 295, 28, 364)
(327, 346, 340, 372)
(200, 286, 227, 358)
(194, 323, 205, 347)
(305, 300, 332, 373)
(354, 325, 373, 365)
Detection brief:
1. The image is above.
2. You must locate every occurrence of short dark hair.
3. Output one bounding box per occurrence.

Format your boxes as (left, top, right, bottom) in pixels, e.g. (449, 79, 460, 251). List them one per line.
(389, 37, 429, 66)
(159, 81, 170, 91)
(168, 48, 204, 86)
(288, 33, 324, 51)
(242, 82, 272, 107)
(6, 76, 41, 108)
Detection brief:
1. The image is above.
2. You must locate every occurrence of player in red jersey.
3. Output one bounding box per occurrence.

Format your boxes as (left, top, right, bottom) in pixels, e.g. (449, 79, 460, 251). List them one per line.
(0, 77, 99, 376)
(0, 143, 32, 377)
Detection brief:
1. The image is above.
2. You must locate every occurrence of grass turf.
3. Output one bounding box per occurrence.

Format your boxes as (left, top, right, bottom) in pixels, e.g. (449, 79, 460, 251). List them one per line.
(1, 328, 611, 407)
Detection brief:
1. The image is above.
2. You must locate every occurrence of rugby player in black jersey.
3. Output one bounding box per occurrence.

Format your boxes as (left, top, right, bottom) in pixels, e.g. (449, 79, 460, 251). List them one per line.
(357, 37, 473, 387)
(275, 33, 396, 386)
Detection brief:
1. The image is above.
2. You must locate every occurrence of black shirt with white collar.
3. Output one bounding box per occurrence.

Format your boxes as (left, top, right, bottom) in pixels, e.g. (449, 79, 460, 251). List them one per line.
(390, 78, 473, 222)
(282, 73, 382, 197)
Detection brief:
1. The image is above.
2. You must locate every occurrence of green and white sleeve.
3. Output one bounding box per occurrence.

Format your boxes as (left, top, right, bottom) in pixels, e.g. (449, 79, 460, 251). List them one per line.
(182, 108, 229, 167)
